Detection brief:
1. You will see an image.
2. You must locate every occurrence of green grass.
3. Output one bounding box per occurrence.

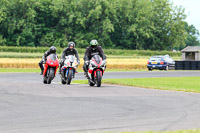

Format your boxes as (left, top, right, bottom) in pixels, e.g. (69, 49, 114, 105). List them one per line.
(0, 52, 142, 59)
(0, 52, 181, 59)
(118, 129, 200, 133)
(0, 68, 82, 73)
(0, 52, 43, 58)
(0, 68, 149, 73)
(0, 46, 181, 58)
(72, 77, 200, 93)
(0, 52, 84, 58)
(0, 68, 41, 73)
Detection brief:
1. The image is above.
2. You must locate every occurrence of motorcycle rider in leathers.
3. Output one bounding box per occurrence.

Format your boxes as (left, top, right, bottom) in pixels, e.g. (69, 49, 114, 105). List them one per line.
(83, 40, 106, 78)
(38, 46, 57, 75)
(59, 42, 80, 74)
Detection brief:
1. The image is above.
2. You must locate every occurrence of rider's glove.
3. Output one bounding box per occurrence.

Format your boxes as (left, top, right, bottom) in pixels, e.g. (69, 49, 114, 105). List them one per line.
(77, 61, 80, 65)
(60, 59, 64, 65)
(42, 58, 46, 64)
(85, 60, 89, 66)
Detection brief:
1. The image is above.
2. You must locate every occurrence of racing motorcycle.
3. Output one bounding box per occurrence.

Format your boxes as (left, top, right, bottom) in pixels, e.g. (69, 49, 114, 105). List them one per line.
(43, 54, 59, 84)
(87, 55, 106, 87)
(60, 55, 79, 85)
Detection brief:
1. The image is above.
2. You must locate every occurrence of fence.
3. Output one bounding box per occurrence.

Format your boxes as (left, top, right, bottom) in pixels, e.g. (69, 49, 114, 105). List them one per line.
(175, 61, 200, 70)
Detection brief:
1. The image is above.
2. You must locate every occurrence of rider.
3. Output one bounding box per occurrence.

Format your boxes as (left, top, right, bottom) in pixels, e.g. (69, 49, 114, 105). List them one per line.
(59, 41, 80, 73)
(83, 40, 106, 78)
(39, 46, 57, 75)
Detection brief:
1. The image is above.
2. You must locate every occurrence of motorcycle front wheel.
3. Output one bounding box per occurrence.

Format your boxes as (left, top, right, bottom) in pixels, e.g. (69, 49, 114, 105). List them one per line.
(47, 68, 55, 84)
(67, 69, 73, 85)
(96, 71, 102, 87)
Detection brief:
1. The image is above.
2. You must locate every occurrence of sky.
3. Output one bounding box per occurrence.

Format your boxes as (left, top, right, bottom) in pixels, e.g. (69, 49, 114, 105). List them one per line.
(172, 0, 200, 31)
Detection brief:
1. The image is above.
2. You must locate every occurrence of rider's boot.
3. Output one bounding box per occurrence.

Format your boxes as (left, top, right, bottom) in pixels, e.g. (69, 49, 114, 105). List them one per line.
(59, 65, 62, 74)
(39, 62, 44, 75)
(40, 69, 43, 75)
(84, 71, 89, 79)
(75, 69, 78, 73)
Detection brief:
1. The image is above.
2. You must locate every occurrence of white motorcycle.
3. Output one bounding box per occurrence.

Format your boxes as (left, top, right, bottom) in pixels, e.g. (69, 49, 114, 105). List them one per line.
(60, 55, 79, 85)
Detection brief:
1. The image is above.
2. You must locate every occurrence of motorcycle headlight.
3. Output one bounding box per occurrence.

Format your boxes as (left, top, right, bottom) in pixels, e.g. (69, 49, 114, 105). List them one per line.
(65, 61, 70, 66)
(91, 62, 97, 67)
(101, 60, 106, 67)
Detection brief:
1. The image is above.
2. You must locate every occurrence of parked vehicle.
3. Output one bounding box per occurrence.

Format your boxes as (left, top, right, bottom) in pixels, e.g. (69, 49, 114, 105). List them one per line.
(147, 55, 175, 71)
(60, 55, 78, 85)
(43, 54, 59, 84)
(87, 55, 106, 87)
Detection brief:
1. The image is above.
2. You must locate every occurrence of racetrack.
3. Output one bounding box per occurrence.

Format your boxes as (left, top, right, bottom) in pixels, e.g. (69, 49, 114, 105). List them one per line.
(0, 71, 200, 133)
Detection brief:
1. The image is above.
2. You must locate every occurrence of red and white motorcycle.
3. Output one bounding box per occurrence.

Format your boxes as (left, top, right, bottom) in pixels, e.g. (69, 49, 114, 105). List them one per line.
(87, 55, 106, 87)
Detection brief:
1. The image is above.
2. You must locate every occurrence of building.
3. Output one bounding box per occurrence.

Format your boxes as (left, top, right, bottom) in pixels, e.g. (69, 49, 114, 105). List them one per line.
(181, 46, 200, 61)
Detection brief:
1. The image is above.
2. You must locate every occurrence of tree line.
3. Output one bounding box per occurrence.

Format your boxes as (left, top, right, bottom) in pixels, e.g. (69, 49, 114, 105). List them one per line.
(0, 0, 199, 50)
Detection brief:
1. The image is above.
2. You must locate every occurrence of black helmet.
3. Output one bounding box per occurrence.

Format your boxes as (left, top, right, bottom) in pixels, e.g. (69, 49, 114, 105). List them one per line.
(49, 46, 56, 53)
(68, 42, 75, 51)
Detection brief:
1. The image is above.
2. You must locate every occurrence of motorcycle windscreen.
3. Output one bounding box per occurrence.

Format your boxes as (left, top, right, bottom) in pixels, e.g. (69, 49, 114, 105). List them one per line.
(47, 54, 57, 61)
(92, 55, 101, 64)
(67, 55, 75, 63)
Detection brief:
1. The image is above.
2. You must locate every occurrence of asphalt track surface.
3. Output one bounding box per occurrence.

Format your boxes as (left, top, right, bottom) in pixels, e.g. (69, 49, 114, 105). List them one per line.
(0, 71, 200, 133)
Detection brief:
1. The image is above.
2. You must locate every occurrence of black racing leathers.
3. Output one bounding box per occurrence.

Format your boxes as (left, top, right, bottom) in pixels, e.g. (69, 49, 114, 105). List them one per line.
(83, 46, 106, 72)
(61, 48, 80, 64)
(38, 50, 57, 74)
(59, 48, 80, 73)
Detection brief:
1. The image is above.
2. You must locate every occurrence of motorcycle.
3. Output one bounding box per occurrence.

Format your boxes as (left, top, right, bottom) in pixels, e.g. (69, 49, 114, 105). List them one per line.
(43, 54, 59, 84)
(87, 55, 106, 87)
(60, 55, 78, 85)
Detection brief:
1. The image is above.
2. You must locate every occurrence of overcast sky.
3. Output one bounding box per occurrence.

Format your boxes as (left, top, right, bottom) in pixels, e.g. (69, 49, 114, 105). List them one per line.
(172, 0, 200, 31)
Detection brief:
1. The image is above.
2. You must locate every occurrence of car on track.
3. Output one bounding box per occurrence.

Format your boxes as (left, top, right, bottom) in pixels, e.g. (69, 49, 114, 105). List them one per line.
(147, 55, 175, 71)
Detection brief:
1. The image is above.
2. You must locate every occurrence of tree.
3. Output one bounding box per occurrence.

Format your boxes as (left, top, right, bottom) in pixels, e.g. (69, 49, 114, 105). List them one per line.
(0, 0, 190, 50)
(185, 23, 200, 46)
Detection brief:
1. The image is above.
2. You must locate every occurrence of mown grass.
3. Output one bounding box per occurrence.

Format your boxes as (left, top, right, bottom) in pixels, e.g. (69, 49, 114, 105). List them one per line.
(0, 68, 149, 73)
(0, 52, 43, 58)
(0, 52, 181, 60)
(0, 68, 41, 73)
(72, 77, 200, 93)
(118, 129, 200, 133)
(72, 130, 200, 133)
(0, 52, 83, 58)
(0, 46, 181, 57)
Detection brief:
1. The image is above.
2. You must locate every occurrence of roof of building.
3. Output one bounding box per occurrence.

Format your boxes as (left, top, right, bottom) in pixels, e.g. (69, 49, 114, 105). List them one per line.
(181, 46, 200, 52)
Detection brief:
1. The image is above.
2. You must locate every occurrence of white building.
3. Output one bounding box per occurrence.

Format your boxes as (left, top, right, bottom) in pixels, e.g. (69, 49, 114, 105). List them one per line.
(181, 46, 200, 61)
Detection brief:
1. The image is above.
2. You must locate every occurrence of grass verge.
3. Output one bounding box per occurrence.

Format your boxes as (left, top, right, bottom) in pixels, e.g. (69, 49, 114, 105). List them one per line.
(119, 129, 200, 133)
(0, 68, 148, 73)
(0, 52, 181, 60)
(0, 68, 41, 73)
(0, 46, 181, 57)
(72, 77, 200, 93)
